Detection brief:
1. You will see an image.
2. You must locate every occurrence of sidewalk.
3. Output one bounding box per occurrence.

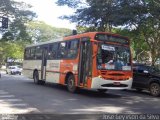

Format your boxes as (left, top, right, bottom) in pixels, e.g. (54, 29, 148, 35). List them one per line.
(0, 70, 6, 78)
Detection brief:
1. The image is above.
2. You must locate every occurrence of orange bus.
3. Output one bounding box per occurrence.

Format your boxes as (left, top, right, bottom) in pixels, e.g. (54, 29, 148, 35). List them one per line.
(23, 32, 133, 93)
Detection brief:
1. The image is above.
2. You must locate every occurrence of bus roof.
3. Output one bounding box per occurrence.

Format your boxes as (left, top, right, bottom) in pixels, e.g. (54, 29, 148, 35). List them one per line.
(26, 38, 63, 48)
(64, 32, 129, 40)
(25, 32, 129, 48)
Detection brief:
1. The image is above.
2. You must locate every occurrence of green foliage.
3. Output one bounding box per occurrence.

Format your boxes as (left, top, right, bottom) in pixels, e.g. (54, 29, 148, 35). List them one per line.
(113, 28, 149, 61)
(0, 41, 24, 64)
(0, 0, 36, 41)
(0, 0, 36, 64)
(56, 0, 81, 8)
(26, 21, 72, 43)
(58, 0, 121, 31)
(57, 0, 160, 65)
(0, 0, 73, 65)
(4, 42, 23, 59)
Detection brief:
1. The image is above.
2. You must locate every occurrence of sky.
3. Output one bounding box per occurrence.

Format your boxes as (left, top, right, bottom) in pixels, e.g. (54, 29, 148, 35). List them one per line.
(14, 0, 76, 29)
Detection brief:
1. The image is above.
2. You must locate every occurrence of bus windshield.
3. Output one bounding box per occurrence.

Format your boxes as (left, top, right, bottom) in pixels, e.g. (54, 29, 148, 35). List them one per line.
(97, 44, 131, 71)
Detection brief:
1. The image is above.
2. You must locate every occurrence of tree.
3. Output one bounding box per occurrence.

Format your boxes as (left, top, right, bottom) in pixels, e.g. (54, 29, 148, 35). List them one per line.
(138, 20, 160, 65)
(0, 0, 36, 65)
(57, 0, 160, 65)
(133, 0, 160, 65)
(26, 21, 72, 43)
(0, 0, 36, 41)
(57, 0, 123, 32)
(0, 41, 24, 65)
(114, 28, 150, 62)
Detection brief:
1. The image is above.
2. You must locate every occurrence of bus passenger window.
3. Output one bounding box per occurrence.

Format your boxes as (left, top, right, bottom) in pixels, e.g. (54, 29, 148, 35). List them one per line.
(30, 47, 36, 60)
(68, 49, 76, 58)
(70, 40, 79, 49)
(67, 40, 79, 58)
(35, 46, 42, 59)
(24, 48, 30, 60)
(57, 42, 67, 58)
(48, 43, 58, 59)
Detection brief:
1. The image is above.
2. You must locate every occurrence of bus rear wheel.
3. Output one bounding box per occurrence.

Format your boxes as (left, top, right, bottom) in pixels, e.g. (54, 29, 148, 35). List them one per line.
(67, 75, 77, 93)
(33, 71, 45, 85)
(34, 71, 39, 84)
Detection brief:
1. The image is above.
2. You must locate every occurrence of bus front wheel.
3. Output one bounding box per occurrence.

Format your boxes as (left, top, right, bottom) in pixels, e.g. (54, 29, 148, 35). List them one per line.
(67, 75, 77, 93)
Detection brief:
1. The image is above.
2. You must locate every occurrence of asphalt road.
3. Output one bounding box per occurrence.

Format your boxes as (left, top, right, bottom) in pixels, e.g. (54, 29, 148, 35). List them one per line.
(0, 73, 160, 114)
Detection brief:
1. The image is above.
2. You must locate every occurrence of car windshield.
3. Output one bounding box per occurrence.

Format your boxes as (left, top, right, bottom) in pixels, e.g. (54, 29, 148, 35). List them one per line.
(97, 44, 131, 71)
(133, 65, 160, 73)
(149, 66, 160, 73)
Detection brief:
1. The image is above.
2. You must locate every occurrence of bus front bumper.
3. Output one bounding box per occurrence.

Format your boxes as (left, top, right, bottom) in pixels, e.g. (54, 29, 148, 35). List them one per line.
(91, 77, 133, 90)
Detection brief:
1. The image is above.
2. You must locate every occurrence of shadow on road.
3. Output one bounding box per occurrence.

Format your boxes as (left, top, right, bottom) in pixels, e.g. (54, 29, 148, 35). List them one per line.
(123, 89, 154, 97)
(1, 75, 160, 114)
(26, 81, 122, 98)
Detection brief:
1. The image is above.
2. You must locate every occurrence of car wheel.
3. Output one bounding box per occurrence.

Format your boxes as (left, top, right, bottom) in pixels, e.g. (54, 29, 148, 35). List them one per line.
(67, 75, 77, 93)
(149, 83, 160, 97)
(97, 89, 108, 93)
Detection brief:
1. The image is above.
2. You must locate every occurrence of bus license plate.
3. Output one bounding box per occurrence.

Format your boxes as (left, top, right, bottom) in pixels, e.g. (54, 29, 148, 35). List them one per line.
(113, 82, 120, 85)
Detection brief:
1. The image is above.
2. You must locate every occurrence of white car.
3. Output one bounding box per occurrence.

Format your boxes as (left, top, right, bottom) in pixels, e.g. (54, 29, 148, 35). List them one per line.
(6, 66, 22, 75)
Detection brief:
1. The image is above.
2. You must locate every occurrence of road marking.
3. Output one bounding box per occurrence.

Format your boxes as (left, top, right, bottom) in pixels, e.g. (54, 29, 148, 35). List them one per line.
(0, 95, 15, 98)
(0, 92, 9, 94)
(0, 99, 22, 102)
(0, 89, 40, 114)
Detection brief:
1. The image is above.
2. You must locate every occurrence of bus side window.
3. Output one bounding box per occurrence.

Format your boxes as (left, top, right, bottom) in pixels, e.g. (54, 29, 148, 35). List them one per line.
(35, 46, 42, 60)
(67, 40, 79, 58)
(30, 47, 36, 60)
(24, 48, 30, 60)
(57, 42, 67, 59)
(48, 43, 58, 59)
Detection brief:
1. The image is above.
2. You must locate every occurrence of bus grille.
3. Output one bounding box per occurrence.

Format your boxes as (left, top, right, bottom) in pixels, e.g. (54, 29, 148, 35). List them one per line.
(101, 84, 128, 87)
(100, 70, 129, 81)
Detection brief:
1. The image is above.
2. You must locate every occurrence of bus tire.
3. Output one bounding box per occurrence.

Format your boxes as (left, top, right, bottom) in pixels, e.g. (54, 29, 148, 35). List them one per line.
(33, 71, 40, 84)
(40, 80, 45, 85)
(67, 75, 77, 93)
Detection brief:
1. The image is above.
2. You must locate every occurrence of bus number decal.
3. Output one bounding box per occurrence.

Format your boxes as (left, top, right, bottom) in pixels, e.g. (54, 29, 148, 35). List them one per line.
(102, 45, 115, 51)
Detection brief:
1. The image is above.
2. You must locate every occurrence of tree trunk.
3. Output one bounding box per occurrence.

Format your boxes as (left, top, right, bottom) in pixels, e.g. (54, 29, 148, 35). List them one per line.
(151, 50, 157, 66)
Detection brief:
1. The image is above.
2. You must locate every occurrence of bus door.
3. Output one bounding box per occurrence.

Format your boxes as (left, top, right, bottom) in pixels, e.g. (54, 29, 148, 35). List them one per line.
(78, 38, 92, 86)
(41, 46, 48, 80)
